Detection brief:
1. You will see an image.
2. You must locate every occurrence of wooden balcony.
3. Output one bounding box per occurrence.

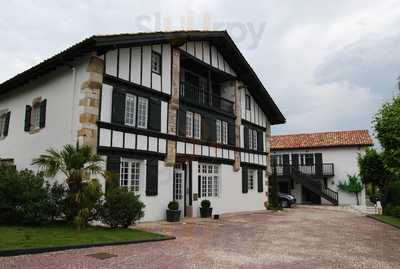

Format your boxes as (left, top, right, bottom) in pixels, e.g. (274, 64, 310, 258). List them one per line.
(274, 163, 334, 178)
(180, 81, 234, 115)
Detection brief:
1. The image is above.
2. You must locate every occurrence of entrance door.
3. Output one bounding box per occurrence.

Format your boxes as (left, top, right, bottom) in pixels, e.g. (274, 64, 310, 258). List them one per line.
(174, 164, 185, 217)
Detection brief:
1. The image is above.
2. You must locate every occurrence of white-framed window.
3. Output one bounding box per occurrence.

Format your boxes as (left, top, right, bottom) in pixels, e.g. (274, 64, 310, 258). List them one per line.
(245, 94, 251, 110)
(186, 111, 193, 138)
(272, 155, 283, 166)
(253, 130, 258, 150)
(216, 119, 222, 143)
(186, 111, 201, 139)
(198, 163, 219, 197)
(31, 102, 41, 129)
(193, 113, 201, 139)
(248, 169, 256, 191)
(120, 159, 141, 192)
(222, 121, 228, 145)
(151, 51, 162, 74)
(0, 113, 6, 138)
(125, 94, 137, 127)
(137, 97, 148, 128)
(248, 128, 253, 149)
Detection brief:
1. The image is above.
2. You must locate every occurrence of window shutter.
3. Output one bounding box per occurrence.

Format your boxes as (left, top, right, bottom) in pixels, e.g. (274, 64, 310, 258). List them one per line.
(39, 99, 47, 128)
(148, 97, 161, 131)
(257, 169, 264, 192)
(244, 127, 249, 149)
(106, 155, 121, 192)
(198, 175, 202, 198)
(111, 89, 126, 125)
(201, 117, 208, 141)
(208, 117, 216, 142)
(146, 159, 158, 196)
(24, 105, 32, 132)
(228, 122, 235, 146)
(314, 153, 323, 177)
(257, 131, 263, 152)
(3, 111, 11, 137)
(242, 166, 248, 193)
(178, 109, 186, 137)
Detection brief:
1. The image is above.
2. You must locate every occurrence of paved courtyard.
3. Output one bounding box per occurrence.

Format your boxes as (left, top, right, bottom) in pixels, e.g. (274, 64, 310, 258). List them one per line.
(1, 206, 400, 269)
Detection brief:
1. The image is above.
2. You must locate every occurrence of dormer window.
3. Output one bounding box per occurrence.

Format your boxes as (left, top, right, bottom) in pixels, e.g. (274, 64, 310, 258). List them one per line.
(151, 51, 162, 74)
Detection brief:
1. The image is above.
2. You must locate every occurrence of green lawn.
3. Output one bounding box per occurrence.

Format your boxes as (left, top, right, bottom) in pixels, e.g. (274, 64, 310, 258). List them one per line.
(368, 214, 400, 229)
(0, 223, 165, 251)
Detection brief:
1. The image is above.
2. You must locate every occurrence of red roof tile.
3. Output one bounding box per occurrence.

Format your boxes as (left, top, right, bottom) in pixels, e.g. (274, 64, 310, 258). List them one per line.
(271, 130, 373, 150)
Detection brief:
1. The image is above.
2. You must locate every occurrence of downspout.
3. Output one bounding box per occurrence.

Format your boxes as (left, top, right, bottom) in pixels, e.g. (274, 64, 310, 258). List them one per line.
(69, 66, 77, 144)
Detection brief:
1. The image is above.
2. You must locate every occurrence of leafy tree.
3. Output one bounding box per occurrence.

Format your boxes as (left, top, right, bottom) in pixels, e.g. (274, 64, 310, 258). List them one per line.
(373, 96, 400, 177)
(338, 174, 363, 205)
(32, 144, 104, 227)
(358, 148, 393, 189)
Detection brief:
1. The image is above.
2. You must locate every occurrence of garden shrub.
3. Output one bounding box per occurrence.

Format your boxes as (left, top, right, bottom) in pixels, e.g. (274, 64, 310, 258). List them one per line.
(168, 201, 179, 210)
(385, 204, 400, 218)
(387, 180, 400, 206)
(46, 181, 67, 221)
(101, 187, 145, 228)
(201, 199, 211, 208)
(0, 167, 50, 224)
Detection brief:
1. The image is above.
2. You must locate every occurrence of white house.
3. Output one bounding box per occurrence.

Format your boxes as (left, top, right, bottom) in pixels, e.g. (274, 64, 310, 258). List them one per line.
(270, 130, 373, 206)
(0, 31, 286, 221)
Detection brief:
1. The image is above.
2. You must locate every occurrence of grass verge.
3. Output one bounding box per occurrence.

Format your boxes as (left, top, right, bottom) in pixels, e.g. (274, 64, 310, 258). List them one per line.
(367, 214, 400, 229)
(0, 223, 166, 251)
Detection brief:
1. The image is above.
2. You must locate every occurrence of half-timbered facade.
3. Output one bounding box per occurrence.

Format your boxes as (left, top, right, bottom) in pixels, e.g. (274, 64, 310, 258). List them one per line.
(0, 31, 285, 221)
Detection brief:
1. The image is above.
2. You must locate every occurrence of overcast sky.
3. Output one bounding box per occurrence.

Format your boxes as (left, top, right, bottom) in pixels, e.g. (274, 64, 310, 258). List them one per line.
(1, 0, 399, 136)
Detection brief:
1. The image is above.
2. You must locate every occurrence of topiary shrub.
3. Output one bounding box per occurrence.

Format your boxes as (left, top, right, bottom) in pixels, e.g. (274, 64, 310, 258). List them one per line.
(101, 187, 145, 228)
(168, 201, 179, 210)
(0, 167, 51, 225)
(201, 199, 211, 208)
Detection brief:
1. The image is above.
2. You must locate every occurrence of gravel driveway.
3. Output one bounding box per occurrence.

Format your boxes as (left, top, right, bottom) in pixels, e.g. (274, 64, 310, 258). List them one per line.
(1, 206, 400, 269)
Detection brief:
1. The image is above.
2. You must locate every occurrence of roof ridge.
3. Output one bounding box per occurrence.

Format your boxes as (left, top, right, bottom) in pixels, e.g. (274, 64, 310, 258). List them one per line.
(272, 129, 370, 137)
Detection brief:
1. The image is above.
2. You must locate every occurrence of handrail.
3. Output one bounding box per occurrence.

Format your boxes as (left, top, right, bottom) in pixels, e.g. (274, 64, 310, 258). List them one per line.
(274, 163, 334, 177)
(180, 81, 234, 114)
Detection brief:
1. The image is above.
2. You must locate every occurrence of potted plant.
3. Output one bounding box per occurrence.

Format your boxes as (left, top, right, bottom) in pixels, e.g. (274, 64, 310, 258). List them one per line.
(200, 199, 213, 218)
(166, 201, 181, 222)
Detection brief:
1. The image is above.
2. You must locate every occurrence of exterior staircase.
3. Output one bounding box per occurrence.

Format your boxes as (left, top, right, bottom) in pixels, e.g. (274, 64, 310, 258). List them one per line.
(290, 169, 338, 205)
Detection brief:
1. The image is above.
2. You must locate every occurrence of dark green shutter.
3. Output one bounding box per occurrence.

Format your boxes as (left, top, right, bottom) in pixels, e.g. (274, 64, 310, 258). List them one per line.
(201, 117, 208, 141)
(146, 159, 158, 196)
(257, 131, 263, 151)
(178, 109, 186, 137)
(315, 153, 323, 177)
(106, 155, 121, 192)
(148, 97, 161, 131)
(24, 105, 32, 132)
(244, 127, 249, 149)
(228, 122, 235, 146)
(111, 89, 125, 125)
(39, 99, 47, 128)
(208, 117, 216, 142)
(257, 169, 264, 192)
(3, 111, 10, 137)
(198, 175, 202, 198)
(242, 166, 248, 193)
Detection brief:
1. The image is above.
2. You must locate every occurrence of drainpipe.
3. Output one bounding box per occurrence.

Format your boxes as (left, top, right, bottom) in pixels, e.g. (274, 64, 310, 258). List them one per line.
(69, 66, 77, 144)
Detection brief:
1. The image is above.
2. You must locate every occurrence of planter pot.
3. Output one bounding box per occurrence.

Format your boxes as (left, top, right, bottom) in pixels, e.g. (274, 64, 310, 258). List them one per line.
(166, 209, 181, 222)
(200, 207, 213, 218)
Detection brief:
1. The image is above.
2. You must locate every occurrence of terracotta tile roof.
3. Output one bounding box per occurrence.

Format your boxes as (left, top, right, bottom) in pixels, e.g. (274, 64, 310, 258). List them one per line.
(271, 130, 373, 150)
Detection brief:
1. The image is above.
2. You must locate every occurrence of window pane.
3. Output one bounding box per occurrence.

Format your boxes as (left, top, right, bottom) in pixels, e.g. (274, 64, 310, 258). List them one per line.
(253, 130, 257, 150)
(125, 94, 136, 126)
(248, 129, 253, 149)
(137, 97, 148, 128)
(216, 120, 221, 143)
(186, 111, 193, 138)
(193, 113, 201, 139)
(151, 52, 161, 74)
(222, 121, 228, 145)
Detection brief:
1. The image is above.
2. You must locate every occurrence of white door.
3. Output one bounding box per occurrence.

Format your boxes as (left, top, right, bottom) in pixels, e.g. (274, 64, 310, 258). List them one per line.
(174, 164, 185, 217)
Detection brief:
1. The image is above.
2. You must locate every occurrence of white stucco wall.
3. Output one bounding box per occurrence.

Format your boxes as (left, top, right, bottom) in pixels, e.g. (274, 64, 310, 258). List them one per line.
(272, 146, 368, 206)
(0, 56, 90, 172)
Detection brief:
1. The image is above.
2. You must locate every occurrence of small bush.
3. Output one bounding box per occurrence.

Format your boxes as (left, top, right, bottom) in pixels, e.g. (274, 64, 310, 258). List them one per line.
(385, 204, 400, 218)
(201, 199, 211, 208)
(0, 167, 51, 225)
(101, 187, 145, 228)
(46, 181, 67, 221)
(168, 201, 179, 210)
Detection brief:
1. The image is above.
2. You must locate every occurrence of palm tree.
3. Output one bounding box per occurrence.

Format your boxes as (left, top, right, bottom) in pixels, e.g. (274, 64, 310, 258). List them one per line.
(338, 174, 363, 205)
(32, 144, 104, 223)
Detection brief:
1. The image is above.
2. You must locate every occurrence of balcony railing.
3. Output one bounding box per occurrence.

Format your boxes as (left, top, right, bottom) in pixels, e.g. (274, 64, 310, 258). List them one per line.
(180, 81, 234, 114)
(274, 163, 334, 178)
